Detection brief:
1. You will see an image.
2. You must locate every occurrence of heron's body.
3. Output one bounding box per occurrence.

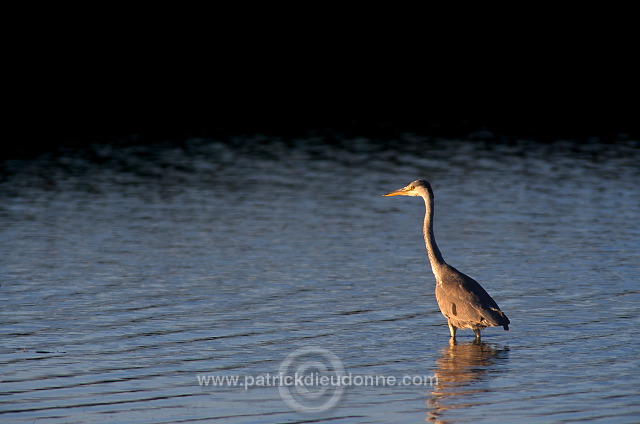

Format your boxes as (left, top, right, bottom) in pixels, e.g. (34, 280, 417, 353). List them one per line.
(385, 179, 510, 340)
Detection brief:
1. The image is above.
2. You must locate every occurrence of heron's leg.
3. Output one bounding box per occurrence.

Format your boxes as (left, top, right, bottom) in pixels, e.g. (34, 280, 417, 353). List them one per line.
(448, 322, 457, 339)
(473, 328, 481, 341)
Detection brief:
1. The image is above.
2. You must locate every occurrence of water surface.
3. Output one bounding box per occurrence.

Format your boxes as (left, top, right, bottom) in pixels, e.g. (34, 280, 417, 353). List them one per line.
(1, 136, 639, 423)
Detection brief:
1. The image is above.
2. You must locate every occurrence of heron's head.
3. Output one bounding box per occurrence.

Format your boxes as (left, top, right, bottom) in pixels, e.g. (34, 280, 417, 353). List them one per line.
(384, 179, 432, 197)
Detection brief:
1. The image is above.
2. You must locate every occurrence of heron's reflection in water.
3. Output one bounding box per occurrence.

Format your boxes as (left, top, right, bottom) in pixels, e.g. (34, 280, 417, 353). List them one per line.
(427, 340, 509, 423)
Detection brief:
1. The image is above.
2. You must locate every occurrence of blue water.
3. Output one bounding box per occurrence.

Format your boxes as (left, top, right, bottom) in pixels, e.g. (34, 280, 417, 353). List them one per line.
(1, 136, 639, 423)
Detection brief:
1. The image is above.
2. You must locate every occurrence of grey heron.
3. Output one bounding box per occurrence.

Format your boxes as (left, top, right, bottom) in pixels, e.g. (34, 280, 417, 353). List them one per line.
(384, 179, 510, 341)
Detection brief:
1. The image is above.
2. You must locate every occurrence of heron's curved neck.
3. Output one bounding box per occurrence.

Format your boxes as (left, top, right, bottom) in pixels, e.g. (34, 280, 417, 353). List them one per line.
(422, 192, 447, 278)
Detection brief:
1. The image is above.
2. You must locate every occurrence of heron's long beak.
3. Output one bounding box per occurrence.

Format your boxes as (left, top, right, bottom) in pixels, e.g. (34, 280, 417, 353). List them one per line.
(384, 187, 409, 196)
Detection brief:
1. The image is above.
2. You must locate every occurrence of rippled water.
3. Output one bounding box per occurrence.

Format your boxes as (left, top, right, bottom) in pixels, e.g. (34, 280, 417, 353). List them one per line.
(1, 136, 639, 423)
